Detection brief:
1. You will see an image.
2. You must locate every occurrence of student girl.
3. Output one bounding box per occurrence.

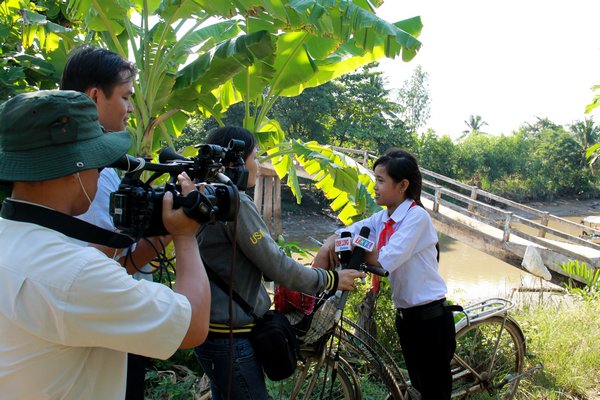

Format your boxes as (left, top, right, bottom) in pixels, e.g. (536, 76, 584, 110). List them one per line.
(194, 126, 365, 400)
(314, 148, 456, 400)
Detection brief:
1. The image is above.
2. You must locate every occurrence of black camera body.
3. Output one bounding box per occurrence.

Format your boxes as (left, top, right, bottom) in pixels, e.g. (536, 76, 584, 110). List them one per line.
(109, 140, 247, 238)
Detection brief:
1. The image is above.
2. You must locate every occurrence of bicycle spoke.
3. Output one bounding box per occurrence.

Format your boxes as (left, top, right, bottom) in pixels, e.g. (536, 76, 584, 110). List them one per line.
(265, 353, 357, 400)
(451, 316, 525, 399)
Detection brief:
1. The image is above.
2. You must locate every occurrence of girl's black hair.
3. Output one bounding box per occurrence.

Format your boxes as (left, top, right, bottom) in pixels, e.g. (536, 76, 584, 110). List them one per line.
(375, 148, 439, 260)
(373, 148, 424, 208)
(206, 126, 258, 161)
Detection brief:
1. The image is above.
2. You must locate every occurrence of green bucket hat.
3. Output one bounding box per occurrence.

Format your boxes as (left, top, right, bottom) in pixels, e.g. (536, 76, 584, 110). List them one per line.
(0, 90, 131, 182)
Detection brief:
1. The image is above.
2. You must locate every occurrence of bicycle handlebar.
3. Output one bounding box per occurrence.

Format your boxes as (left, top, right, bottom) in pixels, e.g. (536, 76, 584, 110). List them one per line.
(360, 263, 388, 277)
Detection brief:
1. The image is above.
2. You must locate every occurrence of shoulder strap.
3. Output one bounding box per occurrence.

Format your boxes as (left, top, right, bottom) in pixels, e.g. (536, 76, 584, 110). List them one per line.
(202, 255, 259, 320)
(1, 199, 134, 248)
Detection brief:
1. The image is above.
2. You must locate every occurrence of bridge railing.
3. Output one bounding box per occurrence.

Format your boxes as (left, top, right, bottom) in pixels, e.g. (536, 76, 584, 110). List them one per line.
(329, 146, 600, 259)
(420, 168, 600, 258)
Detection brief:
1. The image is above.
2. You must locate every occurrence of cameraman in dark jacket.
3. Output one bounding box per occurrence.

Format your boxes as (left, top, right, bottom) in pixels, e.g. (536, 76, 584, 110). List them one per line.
(194, 126, 365, 400)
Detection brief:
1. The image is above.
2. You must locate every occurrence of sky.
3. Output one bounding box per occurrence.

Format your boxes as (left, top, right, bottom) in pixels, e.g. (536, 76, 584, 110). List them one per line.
(373, 0, 600, 139)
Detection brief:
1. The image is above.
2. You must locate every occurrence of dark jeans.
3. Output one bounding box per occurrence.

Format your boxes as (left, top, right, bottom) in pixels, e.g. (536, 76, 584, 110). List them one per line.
(195, 337, 269, 400)
(125, 353, 150, 400)
(395, 306, 456, 400)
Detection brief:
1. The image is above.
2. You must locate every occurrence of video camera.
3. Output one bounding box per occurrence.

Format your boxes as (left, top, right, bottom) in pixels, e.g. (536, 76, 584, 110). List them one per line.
(108, 140, 248, 238)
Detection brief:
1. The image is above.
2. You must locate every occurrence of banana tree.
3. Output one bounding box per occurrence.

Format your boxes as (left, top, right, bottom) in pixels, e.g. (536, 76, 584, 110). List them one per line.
(0, 0, 76, 100)
(64, 0, 278, 156)
(63, 0, 422, 222)
(191, 0, 423, 223)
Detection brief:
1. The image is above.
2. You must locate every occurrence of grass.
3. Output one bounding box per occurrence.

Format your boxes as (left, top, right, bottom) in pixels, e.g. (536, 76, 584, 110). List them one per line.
(143, 291, 600, 399)
(513, 293, 600, 400)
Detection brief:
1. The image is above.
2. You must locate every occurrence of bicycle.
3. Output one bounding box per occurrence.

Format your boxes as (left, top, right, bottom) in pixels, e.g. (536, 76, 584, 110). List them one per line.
(267, 283, 532, 399)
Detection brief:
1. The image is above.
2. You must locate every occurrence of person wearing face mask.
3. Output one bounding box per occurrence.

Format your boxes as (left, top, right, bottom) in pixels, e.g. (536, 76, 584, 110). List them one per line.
(193, 126, 366, 400)
(0, 90, 210, 400)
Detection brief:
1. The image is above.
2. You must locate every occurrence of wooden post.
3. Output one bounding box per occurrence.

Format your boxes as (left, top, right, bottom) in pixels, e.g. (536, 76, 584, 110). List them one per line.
(502, 212, 512, 242)
(256, 164, 283, 237)
(264, 177, 273, 234)
(362, 151, 369, 168)
(468, 186, 478, 212)
(254, 175, 264, 213)
(433, 185, 442, 213)
(538, 212, 550, 238)
(274, 177, 282, 237)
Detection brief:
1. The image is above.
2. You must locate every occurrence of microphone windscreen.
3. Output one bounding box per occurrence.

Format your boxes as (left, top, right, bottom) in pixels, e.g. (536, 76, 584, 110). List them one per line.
(158, 147, 188, 163)
(338, 231, 352, 266)
(108, 154, 141, 172)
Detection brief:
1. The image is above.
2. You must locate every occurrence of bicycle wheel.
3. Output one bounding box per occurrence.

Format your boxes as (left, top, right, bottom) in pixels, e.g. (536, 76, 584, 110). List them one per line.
(266, 353, 359, 400)
(335, 325, 406, 399)
(451, 316, 526, 399)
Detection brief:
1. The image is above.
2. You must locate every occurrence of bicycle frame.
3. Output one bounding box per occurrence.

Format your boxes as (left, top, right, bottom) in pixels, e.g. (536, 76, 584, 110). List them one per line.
(269, 292, 527, 400)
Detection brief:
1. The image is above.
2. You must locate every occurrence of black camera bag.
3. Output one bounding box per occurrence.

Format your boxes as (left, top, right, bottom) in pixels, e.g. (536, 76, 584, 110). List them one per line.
(204, 263, 298, 381)
(250, 310, 299, 381)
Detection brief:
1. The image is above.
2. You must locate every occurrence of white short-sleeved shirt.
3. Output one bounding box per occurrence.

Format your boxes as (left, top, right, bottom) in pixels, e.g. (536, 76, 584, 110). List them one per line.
(0, 217, 191, 399)
(77, 168, 151, 280)
(337, 199, 447, 309)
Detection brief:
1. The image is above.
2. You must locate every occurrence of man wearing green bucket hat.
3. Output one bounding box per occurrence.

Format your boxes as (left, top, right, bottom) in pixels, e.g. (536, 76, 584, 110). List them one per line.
(60, 45, 167, 400)
(0, 90, 210, 399)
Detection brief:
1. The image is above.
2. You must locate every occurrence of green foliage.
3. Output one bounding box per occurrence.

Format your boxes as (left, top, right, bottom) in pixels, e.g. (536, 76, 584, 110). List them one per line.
(410, 130, 456, 177)
(145, 350, 201, 399)
(560, 260, 600, 300)
(0, 0, 75, 100)
(284, 140, 381, 224)
(321, 63, 405, 153)
(461, 114, 488, 136)
(276, 235, 313, 260)
(269, 83, 337, 144)
(396, 65, 431, 133)
(515, 297, 600, 399)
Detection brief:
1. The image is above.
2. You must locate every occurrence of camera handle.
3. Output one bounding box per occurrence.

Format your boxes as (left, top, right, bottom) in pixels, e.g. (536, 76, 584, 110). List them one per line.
(172, 190, 217, 224)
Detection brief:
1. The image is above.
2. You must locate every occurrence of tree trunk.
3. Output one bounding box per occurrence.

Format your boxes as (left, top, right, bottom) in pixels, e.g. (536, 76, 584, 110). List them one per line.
(356, 290, 379, 341)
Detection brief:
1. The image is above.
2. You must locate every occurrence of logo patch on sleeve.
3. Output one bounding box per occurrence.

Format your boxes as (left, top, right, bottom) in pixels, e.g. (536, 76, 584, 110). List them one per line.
(250, 229, 266, 244)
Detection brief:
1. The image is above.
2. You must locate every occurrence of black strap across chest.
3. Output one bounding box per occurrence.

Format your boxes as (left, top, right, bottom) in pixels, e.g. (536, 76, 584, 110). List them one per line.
(0, 198, 134, 248)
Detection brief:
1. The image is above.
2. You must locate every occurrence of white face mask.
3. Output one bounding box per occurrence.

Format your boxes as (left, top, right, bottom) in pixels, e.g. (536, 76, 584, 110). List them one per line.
(76, 172, 93, 207)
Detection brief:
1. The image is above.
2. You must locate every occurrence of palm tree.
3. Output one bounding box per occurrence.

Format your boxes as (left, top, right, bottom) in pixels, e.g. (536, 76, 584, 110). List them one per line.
(460, 114, 488, 139)
(570, 117, 600, 174)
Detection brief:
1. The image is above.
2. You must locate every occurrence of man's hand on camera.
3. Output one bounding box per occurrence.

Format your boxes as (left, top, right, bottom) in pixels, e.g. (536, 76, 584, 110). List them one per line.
(162, 173, 200, 237)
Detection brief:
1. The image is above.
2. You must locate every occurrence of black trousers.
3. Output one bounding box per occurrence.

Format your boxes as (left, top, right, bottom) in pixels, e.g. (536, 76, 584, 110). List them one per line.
(125, 353, 150, 400)
(395, 305, 456, 400)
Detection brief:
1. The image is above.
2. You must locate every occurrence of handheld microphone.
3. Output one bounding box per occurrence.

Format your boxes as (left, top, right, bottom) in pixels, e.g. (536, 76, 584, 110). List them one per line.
(347, 226, 372, 271)
(337, 226, 372, 313)
(335, 231, 352, 269)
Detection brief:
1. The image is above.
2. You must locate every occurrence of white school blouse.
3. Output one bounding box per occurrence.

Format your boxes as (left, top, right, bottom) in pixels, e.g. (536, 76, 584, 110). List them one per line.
(337, 198, 447, 309)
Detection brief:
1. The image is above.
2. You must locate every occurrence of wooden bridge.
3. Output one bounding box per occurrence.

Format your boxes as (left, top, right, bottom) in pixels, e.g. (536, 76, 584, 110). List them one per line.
(256, 147, 600, 286)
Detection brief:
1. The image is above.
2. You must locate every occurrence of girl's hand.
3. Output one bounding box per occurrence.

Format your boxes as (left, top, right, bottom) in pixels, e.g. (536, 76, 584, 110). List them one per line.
(313, 235, 339, 270)
(363, 248, 380, 267)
